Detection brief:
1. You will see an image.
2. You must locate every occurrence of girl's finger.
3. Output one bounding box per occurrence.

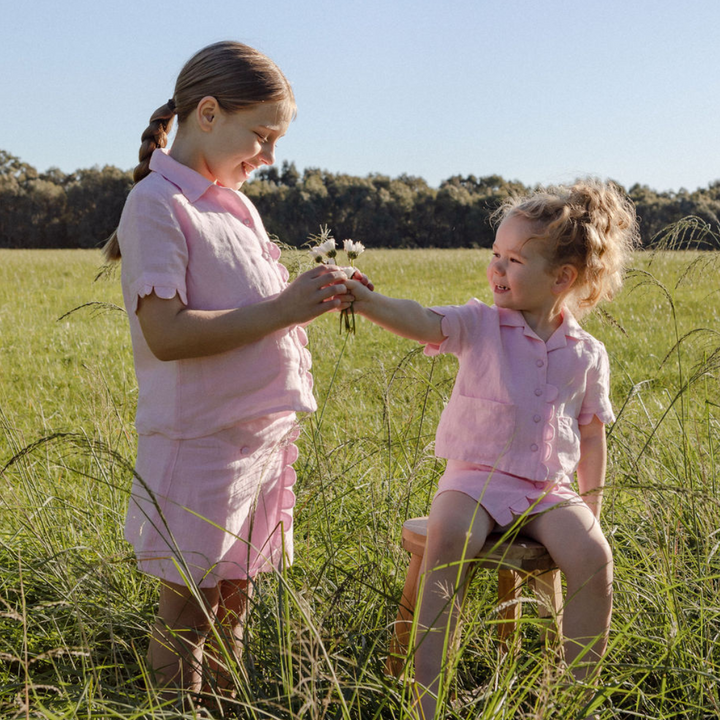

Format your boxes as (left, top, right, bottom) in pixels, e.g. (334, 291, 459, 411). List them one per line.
(317, 275, 348, 291)
(312, 265, 346, 281)
(319, 283, 347, 298)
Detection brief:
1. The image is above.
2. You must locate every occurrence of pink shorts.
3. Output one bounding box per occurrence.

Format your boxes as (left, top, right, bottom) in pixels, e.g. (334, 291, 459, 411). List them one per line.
(125, 412, 299, 588)
(435, 460, 584, 527)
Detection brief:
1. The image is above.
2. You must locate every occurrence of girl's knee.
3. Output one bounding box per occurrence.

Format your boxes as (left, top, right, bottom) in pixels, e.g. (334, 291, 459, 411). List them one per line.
(158, 582, 220, 631)
(426, 522, 477, 564)
(564, 536, 613, 590)
(588, 535, 613, 575)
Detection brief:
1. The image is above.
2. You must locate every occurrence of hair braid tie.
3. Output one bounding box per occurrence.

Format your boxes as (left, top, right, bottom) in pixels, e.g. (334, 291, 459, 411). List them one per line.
(167, 98, 176, 113)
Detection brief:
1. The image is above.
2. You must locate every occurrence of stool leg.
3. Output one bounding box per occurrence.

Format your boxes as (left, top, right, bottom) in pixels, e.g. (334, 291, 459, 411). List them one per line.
(497, 568, 522, 652)
(530, 568, 563, 646)
(386, 551, 422, 677)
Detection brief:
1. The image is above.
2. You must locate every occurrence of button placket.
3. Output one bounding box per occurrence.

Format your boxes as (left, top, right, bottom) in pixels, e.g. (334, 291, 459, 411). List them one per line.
(531, 346, 550, 470)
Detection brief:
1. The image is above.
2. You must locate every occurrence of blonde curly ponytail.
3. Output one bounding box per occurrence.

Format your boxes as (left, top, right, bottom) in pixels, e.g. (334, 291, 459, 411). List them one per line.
(495, 179, 639, 317)
(103, 41, 295, 263)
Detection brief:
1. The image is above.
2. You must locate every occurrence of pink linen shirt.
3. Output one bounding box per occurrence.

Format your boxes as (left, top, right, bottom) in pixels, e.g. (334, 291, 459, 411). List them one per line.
(424, 300, 614, 484)
(118, 149, 316, 439)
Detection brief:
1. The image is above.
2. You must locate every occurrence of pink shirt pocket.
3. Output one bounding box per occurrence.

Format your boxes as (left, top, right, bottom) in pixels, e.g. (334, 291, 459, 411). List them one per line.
(435, 393, 517, 466)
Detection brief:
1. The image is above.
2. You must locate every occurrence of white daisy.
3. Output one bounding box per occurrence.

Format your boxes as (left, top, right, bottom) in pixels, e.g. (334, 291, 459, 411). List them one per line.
(308, 247, 325, 263)
(343, 239, 365, 261)
(319, 238, 337, 257)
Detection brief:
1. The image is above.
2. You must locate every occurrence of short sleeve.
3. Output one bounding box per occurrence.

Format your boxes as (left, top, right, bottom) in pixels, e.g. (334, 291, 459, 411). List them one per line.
(423, 299, 487, 357)
(118, 180, 189, 314)
(578, 342, 615, 425)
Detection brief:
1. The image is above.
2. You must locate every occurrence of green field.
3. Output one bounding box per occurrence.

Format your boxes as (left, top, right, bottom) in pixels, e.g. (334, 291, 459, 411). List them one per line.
(1, 248, 719, 719)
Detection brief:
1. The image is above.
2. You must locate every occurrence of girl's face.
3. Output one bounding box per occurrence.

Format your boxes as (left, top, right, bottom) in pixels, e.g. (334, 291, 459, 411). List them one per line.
(487, 215, 563, 319)
(197, 101, 291, 189)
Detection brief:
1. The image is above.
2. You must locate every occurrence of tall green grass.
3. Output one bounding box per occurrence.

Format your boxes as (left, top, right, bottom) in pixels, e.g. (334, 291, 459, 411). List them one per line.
(1, 244, 719, 718)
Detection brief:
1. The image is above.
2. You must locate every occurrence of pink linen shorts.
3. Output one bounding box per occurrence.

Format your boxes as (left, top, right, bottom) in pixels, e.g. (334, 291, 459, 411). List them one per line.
(435, 460, 585, 527)
(125, 412, 299, 588)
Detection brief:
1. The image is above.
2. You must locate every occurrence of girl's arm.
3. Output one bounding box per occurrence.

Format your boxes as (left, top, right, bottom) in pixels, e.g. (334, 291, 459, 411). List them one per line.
(576, 415, 607, 519)
(137, 264, 348, 361)
(344, 278, 445, 345)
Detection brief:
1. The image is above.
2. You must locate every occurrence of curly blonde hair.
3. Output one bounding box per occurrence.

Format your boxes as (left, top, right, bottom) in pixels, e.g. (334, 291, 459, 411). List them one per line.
(103, 41, 295, 262)
(494, 179, 639, 318)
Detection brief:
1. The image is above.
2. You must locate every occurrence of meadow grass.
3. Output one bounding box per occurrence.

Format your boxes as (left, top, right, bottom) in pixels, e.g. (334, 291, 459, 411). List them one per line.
(1, 247, 719, 719)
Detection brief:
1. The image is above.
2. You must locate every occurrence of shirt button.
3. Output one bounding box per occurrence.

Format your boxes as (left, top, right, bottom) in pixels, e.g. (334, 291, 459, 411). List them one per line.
(530, 443, 538, 452)
(534, 388, 543, 397)
(536, 359, 544, 367)
(533, 414, 541, 423)
(243, 219, 253, 227)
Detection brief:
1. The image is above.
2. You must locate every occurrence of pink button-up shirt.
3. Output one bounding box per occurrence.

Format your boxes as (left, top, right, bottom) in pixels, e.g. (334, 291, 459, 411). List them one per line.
(424, 300, 614, 483)
(118, 149, 316, 439)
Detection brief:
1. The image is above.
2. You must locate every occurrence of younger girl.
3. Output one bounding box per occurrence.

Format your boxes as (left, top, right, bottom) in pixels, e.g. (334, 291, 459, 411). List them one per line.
(346, 180, 638, 718)
(105, 42, 366, 696)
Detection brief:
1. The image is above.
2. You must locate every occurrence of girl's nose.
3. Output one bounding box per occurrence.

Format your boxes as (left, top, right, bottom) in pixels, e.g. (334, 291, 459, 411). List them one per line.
(259, 144, 276, 166)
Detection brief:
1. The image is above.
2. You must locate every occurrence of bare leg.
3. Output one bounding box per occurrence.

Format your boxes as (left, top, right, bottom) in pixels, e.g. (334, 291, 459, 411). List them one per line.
(414, 491, 495, 719)
(204, 578, 253, 693)
(522, 504, 613, 686)
(147, 580, 220, 695)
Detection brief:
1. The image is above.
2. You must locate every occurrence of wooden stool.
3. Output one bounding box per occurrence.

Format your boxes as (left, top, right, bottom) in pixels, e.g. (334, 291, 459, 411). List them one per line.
(386, 516, 563, 677)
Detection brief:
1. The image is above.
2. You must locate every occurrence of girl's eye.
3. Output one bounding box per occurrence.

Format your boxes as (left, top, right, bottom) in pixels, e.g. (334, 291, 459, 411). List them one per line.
(255, 133, 269, 143)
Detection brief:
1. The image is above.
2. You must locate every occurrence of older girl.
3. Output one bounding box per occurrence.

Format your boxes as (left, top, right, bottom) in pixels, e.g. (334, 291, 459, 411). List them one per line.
(106, 41, 367, 696)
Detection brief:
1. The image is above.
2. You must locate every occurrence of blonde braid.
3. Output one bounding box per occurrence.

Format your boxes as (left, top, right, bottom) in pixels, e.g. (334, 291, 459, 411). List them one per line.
(134, 101, 176, 183)
(102, 100, 176, 262)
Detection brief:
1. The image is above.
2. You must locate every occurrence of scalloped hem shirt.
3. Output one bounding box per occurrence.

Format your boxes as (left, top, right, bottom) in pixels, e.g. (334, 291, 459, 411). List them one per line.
(118, 149, 316, 439)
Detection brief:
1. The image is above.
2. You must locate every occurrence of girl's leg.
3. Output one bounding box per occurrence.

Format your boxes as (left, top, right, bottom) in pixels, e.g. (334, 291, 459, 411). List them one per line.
(522, 504, 613, 683)
(204, 578, 253, 693)
(414, 491, 494, 719)
(148, 580, 220, 694)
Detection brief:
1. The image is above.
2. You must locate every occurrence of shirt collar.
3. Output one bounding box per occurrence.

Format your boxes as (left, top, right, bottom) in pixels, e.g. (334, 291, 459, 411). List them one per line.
(497, 306, 583, 349)
(148, 149, 215, 204)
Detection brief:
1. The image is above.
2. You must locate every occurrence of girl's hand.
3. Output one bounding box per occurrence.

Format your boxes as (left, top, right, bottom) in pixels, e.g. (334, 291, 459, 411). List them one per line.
(342, 277, 375, 306)
(344, 269, 374, 292)
(277, 265, 349, 324)
(329, 271, 374, 310)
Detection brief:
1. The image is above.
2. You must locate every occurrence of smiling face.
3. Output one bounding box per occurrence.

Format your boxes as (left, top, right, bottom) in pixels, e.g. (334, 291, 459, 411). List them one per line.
(195, 100, 291, 189)
(487, 214, 567, 322)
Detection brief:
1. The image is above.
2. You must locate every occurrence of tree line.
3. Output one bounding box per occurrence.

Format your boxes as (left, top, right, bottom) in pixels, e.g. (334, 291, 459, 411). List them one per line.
(1, 149, 718, 250)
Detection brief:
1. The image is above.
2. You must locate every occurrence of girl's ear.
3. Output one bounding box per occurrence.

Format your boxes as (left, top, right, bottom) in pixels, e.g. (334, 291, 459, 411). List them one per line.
(196, 96, 220, 132)
(552, 264, 578, 296)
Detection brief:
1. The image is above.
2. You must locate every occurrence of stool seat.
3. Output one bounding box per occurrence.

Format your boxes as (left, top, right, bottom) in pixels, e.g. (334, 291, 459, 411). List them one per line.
(401, 516, 557, 571)
(386, 516, 563, 677)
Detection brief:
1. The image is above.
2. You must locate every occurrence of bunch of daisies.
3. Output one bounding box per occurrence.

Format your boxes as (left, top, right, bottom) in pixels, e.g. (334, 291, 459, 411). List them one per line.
(308, 226, 365, 334)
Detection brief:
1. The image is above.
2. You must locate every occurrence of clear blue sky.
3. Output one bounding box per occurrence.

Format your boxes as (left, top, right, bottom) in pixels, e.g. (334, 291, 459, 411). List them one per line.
(2, 0, 718, 192)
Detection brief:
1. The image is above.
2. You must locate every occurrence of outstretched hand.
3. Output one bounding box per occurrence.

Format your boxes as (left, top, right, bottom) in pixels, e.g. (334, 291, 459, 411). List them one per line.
(347, 269, 374, 292)
(341, 276, 375, 307)
(278, 265, 351, 324)
(321, 270, 375, 311)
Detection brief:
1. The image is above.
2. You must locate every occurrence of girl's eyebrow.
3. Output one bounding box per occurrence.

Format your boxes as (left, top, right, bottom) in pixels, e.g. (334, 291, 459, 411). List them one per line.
(257, 124, 286, 139)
